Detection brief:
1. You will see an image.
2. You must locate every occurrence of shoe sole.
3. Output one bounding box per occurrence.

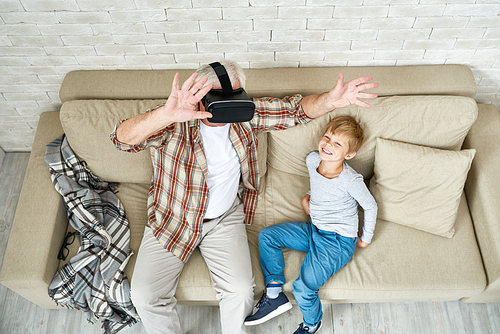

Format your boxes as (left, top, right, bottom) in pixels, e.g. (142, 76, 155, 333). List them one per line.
(244, 302, 293, 326)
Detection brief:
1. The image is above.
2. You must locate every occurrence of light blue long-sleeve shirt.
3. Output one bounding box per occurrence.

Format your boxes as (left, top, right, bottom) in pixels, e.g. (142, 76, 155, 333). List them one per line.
(307, 151, 378, 244)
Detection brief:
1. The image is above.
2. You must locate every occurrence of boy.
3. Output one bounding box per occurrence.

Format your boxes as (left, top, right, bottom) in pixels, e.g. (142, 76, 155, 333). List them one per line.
(244, 116, 378, 334)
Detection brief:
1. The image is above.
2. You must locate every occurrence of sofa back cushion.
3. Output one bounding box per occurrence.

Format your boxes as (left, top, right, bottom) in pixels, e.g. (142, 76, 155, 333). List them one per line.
(60, 99, 268, 183)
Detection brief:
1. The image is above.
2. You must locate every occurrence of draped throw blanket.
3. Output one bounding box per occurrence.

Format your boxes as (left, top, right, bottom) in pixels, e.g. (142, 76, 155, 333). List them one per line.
(45, 135, 140, 334)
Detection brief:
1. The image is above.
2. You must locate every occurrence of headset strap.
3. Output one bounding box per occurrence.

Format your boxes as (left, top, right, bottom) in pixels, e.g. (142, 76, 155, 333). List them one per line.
(209, 62, 233, 96)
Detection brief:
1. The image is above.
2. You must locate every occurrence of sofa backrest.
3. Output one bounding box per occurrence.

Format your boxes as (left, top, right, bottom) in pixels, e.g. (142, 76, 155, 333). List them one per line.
(58, 65, 477, 185)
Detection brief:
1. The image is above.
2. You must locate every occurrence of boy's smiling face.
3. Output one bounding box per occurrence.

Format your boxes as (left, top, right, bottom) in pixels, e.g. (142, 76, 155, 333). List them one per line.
(318, 131, 356, 163)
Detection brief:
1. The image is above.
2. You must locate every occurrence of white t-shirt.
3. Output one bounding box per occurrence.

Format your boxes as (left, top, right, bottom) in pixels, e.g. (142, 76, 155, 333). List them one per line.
(199, 122, 241, 219)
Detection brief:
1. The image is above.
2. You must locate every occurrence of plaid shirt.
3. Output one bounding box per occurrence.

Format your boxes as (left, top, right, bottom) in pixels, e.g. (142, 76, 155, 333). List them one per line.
(111, 95, 311, 262)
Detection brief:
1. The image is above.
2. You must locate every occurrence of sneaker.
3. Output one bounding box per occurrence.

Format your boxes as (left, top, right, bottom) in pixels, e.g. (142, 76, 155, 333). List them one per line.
(293, 321, 322, 334)
(244, 292, 293, 326)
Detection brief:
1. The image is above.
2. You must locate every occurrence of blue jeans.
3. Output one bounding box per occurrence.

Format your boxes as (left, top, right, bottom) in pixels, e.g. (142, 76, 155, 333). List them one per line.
(258, 221, 356, 327)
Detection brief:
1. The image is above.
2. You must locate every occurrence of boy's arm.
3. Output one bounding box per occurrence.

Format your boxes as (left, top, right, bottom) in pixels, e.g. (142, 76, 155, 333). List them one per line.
(302, 193, 311, 216)
(348, 176, 378, 246)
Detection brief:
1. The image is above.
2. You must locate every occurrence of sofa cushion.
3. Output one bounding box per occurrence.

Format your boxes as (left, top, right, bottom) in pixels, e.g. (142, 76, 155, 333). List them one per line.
(60, 99, 268, 184)
(369, 138, 475, 238)
(266, 95, 478, 181)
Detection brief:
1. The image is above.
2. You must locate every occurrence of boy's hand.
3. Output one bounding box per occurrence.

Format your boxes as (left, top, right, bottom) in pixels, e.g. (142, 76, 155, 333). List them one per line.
(302, 194, 311, 216)
(356, 239, 370, 248)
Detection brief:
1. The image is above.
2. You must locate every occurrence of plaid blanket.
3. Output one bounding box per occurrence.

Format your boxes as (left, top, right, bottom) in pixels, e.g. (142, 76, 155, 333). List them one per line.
(45, 135, 140, 334)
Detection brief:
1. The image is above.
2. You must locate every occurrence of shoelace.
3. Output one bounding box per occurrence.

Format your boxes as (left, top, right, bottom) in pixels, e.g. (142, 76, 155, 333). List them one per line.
(255, 293, 270, 309)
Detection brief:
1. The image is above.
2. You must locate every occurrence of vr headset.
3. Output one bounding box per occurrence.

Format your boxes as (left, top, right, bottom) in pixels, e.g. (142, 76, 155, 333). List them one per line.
(202, 62, 255, 123)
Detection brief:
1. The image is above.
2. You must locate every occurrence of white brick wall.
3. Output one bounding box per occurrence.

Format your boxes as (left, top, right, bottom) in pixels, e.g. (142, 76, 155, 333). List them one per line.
(0, 0, 499, 151)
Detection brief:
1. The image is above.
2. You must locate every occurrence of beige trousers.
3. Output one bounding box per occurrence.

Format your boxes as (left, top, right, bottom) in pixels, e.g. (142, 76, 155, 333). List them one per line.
(130, 199, 255, 334)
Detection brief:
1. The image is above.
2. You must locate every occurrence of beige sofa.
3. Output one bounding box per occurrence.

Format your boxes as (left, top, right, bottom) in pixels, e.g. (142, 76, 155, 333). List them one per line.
(1, 65, 500, 310)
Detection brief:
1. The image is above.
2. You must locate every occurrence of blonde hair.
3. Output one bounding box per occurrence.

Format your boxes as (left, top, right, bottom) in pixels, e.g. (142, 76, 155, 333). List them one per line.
(324, 116, 365, 153)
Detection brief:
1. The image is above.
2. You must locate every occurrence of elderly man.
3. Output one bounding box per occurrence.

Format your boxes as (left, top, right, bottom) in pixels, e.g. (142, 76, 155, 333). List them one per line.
(111, 60, 378, 334)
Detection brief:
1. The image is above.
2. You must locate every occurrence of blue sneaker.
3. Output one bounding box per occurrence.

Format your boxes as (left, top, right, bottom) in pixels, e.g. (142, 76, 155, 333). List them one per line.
(293, 321, 322, 334)
(244, 292, 292, 326)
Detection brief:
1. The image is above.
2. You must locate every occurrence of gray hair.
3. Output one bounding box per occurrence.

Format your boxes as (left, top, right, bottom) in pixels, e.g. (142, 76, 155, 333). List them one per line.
(196, 60, 246, 89)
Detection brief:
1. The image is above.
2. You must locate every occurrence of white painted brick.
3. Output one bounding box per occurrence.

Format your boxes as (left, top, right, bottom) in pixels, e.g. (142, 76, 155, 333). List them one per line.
(254, 19, 306, 31)
(224, 52, 274, 62)
(300, 41, 350, 52)
(56, 11, 113, 24)
(152, 63, 200, 70)
(76, 55, 127, 65)
(165, 32, 218, 43)
(125, 54, 175, 65)
(351, 40, 403, 51)
(443, 4, 500, 17)
(275, 52, 324, 62)
(38, 75, 64, 84)
(424, 50, 475, 59)
(0, 57, 30, 66)
(325, 51, 375, 61)
(55, 65, 104, 74)
(223, 7, 278, 20)
(95, 45, 147, 56)
(135, 0, 192, 9)
(9, 36, 63, 47)
(27, 56, 78, 66)
(38, 24, 93, 35)
(388, 5, 445, 17)
(249, 0, 305, 5)
(377, 29, 432, 40)
(403, 40, 455, 50)
(145, 44, 197, 55)
(272, 30, 324, 42)
(7, 66, 58, 75)
(454, 39, 499, 49)
(0, 24, 40, 35)
(92, 23, 147, 35)
(348, 59, 397, 66)
(200, 20, 253, 32)
(1, 12, 59, 24)
(0, 75, 39, 85)
(473, 49, 500, 60)
(419, 0, 478, 3)
(414, 17, 469, 29)
(174, 53, 225, 63)
(325, 29, 377, 41)
(146, 21, 199, 34)
(360, 18, 415, 29)
(248, 42, 299, 52)
(278, 6, 333, 19)
(197, 43, 247, 53)
(484, 28, 500, 39)
(219, 31, 271, 43)
(306, 0, 361, 5)
(167, 8, 222, 21)
(1, 36, 13, 46)
(396, 59, 445, 66)
(110, 10, 167, 22)
(2, 0, 25, 12)
(4, 92, 49, 101)
(61, 35, 114, 45)
(307, 18, 360, 30)
(299, 60, 347, 67)
(363, 0, 418, 4)
(249, 61, 299, 69)
(76, 0, 137, 11)
(20, 0, 79, 11)
(1, 47, 46, 56)
(44, 46, 97, 56)
(467, 17, 500, 28)
(375, 50, 425, 60)
(334, 6, 389, 18)
(193, 0, 248, 7)
(113, 34, 166, 45)
(430, 28, 486, 40)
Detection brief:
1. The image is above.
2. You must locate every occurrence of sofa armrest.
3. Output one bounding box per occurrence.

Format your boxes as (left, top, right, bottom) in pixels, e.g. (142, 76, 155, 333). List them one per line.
(0, 111, 67, 309)
(462, 104, 500, 303)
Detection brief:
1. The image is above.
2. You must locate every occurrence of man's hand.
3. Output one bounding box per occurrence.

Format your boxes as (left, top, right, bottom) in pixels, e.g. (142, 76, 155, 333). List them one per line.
(301, 73, 378, 119)
(158, 72, 213, 125)
(328, 73, 379, 109)
(116, 72, 213, 145)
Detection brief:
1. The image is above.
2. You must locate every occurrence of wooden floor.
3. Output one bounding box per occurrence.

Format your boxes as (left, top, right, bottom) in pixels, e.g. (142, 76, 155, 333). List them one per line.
(0, 152, 499, 334)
